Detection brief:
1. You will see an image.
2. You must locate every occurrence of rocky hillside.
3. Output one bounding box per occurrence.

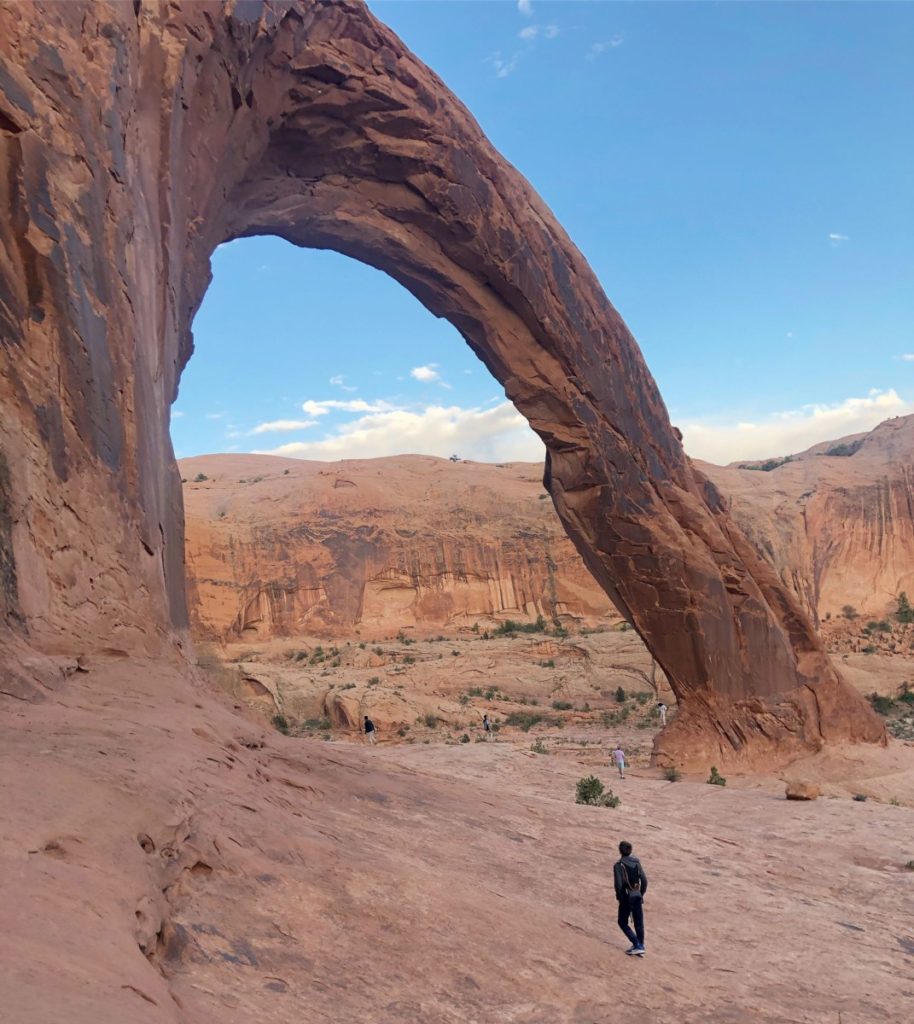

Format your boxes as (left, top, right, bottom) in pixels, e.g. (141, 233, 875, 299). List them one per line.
(700, 414, 914, 623)
(180, 455, 615, 641)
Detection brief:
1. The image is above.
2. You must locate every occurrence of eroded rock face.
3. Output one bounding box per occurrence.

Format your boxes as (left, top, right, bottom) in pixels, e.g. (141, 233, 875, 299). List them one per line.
(180, 454, 615, 640)
(0, 0, 883, 764)
(700, 416, 914, 624)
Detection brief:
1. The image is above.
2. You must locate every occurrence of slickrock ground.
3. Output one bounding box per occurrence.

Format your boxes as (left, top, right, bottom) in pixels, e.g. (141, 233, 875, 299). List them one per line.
(2, 656, 912, 1024)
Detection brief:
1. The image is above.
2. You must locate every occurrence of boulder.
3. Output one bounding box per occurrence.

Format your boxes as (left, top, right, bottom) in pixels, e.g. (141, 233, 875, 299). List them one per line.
(786, 782, 822, 801)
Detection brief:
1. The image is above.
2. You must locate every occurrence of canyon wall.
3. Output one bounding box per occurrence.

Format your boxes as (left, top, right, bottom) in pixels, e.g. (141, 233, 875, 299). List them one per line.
(181, 454, 615, 641)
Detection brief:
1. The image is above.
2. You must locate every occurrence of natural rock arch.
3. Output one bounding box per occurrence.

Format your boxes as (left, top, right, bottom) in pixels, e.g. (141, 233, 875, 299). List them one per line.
(0, 0, 882, 764)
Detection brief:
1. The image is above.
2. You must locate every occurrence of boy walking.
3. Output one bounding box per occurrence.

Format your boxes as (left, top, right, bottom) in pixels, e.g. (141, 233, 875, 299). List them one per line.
(614, 840, 648, 956)
(612, 744, 626, 779)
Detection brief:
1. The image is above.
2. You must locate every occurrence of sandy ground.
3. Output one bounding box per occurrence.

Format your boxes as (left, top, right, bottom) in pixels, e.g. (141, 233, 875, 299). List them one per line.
(2, 654, 913, 1024)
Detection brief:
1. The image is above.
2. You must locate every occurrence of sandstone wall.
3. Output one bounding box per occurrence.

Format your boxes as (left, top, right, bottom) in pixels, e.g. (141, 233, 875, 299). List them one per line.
(181, 454, 614, 640)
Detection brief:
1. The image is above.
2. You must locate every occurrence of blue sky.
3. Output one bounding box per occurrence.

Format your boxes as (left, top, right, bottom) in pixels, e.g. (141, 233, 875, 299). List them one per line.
(172, 0, 914, 465)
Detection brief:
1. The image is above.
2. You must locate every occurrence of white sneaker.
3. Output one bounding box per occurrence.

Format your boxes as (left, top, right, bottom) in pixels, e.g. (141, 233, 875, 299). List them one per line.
(625, 945, 639, 955)
(634, 946, 646, 956)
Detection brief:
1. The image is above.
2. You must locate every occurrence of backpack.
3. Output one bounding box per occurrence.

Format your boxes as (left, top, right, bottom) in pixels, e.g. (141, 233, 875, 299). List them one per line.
(619, 860, 643, 903)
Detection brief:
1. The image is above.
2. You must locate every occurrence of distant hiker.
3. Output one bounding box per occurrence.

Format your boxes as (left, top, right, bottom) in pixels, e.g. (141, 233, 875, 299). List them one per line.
(363, 715, 376, 745)
(482, 714, 492, 740)
(658, 702, 667, 727)
(614, 840, 648, 956)
(612, 744, 626, 779)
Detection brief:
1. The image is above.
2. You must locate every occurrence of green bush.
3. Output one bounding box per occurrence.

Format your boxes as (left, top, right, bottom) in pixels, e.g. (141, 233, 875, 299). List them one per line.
(367, 676, 380, 686)
(193, 472, 208, 482)
(615, 686, 626, 703)
(552, 700, 573, 711)
(842, 604, 858, 620)
(868, 692, 895, 715)
(272, 714, 290, 734)
(663, 766, 682, 782)
(853, 793, 867, 802)
(575, 776, 620, 807)
(539, 659, 555, 669)
(505, 712, 543, 732)
(424, 713, 438, 728)
(530, 739, 548, 755)
(492, 615, 547, 636)
(707, 766, 727, 787)
(575, 775, 604, 804)
(459, 733, 470, 743)
(896, 592, 914, 624)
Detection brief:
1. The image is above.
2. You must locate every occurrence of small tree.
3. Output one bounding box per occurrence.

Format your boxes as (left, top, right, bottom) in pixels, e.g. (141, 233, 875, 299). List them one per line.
(193, 472, 208, 483)
(841, 604, 858, 620)
(615, 686, 626, 704)
(896, 592, 914, 624)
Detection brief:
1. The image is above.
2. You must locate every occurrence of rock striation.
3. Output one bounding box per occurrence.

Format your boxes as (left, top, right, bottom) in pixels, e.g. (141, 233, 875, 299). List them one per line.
(181, 454, 615, 640)
(700, 415, 914, 624)
(0, 0, 883, 764)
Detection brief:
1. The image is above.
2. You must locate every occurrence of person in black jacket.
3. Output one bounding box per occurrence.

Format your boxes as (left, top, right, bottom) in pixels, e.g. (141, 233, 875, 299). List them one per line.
(363, 715, 377, 745)
(613, 840, 648, 956)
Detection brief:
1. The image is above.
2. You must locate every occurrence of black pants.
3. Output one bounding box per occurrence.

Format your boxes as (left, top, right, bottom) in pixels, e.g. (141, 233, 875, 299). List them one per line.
(617, 896, 644, 947)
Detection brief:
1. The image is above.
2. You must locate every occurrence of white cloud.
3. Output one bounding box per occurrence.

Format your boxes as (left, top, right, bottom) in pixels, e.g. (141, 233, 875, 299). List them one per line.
(489, 51, 521, 78)
(828, 232, 849, 246)
(518, 0, 533, 15)
(205, 412, 226, 420)
(249, 419, 319, 435)
(171, 410, 185, 418)
(410, 364, 440, 382)
(681, 389, 912, 465)
(519, 23, 558, 42)
(302, 398, 398, 417)
(899, 354, 914, 362)
(255, 401, 545, 464)
(330, 374, 358, 392)
(587, 35, 624, 59)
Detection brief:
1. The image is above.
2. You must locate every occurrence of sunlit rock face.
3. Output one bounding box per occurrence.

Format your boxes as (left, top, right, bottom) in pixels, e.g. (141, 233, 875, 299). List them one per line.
(700, 415, 914, 625)
(0, 0, 882, 764)
(179, 454, 617, 641)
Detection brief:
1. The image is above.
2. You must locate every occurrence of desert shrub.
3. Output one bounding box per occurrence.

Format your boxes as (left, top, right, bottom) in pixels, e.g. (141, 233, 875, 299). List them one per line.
(452, 649, 460, 657)
(823, 440, 863, 457)
(459, 733, 470, 743)
(552, 700, 573, 711)
(897, 688, 914, 705)
(272, 714, 290, 734)
(467, 687, 483, 697)
(575, 775, 604, 805)
(493, 615, 547, 636)
(424, 713, 438, 728)
(868, 692, 895, 715)
(402, 654, 415, 664)
(339, 682, 356, 691)
(471, 622, 479, 633)
(552, 624, 568, 639)
(663, 766, 682, 782)
(841, 604, 858, 620)
(193, 472, 208, 482)
(484, 688, 497, 700)
(575, 776, 620, 807)
(863, 620, 892, 634)
(530, 739, 548, 754)
(505, 712, 543, 732)
(373, 646, 384, 656)
(896, 592, 914, 624)
(458, 694, 470, 705)
(904, 860, 914, 870)
(853, 793, 867, 802)
(539, 659, 555, 669)
(615, 686, 626, 703)
(367, 676, 380, 686)
(707, 766, 727, 787)
(635, 692, 650, 705)
(862, 645, 876, 655)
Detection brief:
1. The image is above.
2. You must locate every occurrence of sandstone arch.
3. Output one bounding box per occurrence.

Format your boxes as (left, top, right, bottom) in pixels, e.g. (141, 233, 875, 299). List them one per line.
(0, 0, 883, 765)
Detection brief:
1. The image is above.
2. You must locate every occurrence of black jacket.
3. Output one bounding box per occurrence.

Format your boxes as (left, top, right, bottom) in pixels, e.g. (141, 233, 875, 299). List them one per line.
(613, 855, 648, 901)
